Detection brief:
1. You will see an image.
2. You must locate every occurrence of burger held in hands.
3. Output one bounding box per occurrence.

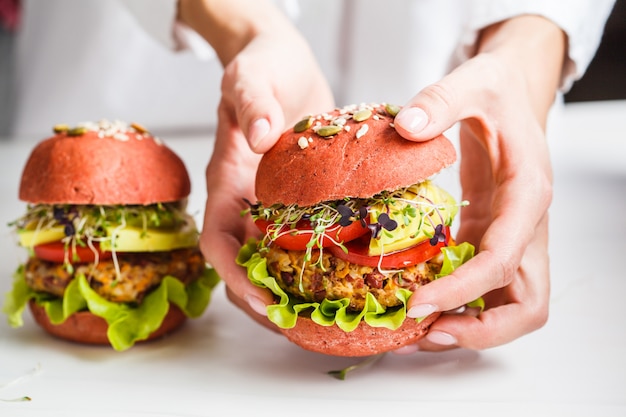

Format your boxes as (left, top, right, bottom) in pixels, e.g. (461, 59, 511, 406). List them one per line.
(3, 121, 219, 351)
(238, 103, 479, 357)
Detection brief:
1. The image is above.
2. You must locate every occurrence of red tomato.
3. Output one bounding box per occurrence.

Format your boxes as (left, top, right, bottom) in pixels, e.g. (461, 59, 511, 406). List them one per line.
(327, 227, 449, 269)
(254, 219, 368, 251)
(34, 242, 113, 264)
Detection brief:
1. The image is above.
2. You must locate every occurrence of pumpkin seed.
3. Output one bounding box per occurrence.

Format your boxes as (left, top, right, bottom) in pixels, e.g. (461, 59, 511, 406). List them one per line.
(352, 109, 372, 122)
(384, 103, 401, 117)
(131, 122, 148, 134)
(67, 126, 88, 136)
(316, 125, 342, 137)
(53, 124, 70, 134)
(294, 117, 313, 133)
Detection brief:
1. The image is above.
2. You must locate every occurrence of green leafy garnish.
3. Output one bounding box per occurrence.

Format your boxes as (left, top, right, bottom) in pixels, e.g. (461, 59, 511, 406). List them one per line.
(11, 202, 191, 240)
(10, 202, 198, 278)
(237, 239, 476, 331)
(3, 266, 220, 351)
(327, 353, 386, 380)
(243, 180, 467, 286)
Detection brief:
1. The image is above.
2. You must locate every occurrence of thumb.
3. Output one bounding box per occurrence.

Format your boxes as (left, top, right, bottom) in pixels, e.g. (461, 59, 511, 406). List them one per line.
(231, 87, 286, 154)
(222, 71, 285, 153)
(394, 70, 472, 142)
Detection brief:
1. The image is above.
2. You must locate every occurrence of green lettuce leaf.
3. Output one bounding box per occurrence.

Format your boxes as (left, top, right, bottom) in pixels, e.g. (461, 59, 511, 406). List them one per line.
(236, 239, 477, 331)
(438, 242, 484, 311)
(437, 241, 475, 278)
(2, 266, 220, 351)
(3, 266, 32, 327)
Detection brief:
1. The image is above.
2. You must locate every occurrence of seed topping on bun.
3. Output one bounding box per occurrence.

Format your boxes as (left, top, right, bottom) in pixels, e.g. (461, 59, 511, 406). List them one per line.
(51, 119, 162, 145)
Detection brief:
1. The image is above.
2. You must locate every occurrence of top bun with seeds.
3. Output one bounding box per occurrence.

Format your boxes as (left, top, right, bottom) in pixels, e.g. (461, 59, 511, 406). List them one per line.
(19, 121, 190, 205)
(255, 103, 456, 207)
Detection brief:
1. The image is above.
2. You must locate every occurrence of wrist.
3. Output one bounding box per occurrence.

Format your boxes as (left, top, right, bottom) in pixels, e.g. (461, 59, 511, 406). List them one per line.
(476, 15, 566, 126)
(177, 0, 288, 66)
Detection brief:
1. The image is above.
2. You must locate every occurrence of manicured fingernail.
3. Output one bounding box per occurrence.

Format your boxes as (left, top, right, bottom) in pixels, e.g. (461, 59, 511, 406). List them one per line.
(427, 330, 457, 346)
(407, 303, 438, 319)
(249, 118, 270, 149)
(244, 294, 268, 317)
(395, 107, 428, 133)
(392, 344, 420, 355)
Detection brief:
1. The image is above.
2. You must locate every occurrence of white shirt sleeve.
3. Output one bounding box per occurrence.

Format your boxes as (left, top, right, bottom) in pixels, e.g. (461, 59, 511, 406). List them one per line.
(118, 0, 214, 60)
(455, 0, 617, 91)
(118, 0, 300, 61)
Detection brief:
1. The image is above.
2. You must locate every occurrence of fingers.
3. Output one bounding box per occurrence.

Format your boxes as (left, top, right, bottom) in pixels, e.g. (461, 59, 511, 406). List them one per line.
(407, 128, 550, 317)
(394, 54, 531, 145)
(221, 63, 286, 154)
(202, 101, 276, 317)
(200, 174, 276, 315)
(413, 214, 550, 351)
(200, 227, 275, 306)
(200, 196, 277, 317)
(393, 56, 494, 141)
(225, 286, 280, 333)
(219, 31, 334, 155)
(394, 54, 552, 351)
(408, 249, 513, 315)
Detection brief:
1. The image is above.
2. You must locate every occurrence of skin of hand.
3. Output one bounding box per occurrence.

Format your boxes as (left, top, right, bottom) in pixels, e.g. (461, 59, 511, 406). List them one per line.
(392, 15, 566, 351)
(178, 0, 334, 325)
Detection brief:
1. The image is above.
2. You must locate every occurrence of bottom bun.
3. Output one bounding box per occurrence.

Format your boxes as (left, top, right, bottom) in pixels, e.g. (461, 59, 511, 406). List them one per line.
(28, 300, 187, 346)
(278, 312, 441, 357)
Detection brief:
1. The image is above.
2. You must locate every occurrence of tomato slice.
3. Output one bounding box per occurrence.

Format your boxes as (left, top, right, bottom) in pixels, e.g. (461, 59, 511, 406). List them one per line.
(327, 227, 450, 269)
(254, 219, 368, 251)
(33, 241, 113, 264)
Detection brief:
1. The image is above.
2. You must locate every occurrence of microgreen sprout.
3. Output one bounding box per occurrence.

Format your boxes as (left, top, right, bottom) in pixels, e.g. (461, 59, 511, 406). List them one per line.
(0, 363, 41, 402)
(11, 202, 190, 280)
(336, 203, 356, 227)
(367, 212, 398, 239)
(244, 198, 367, 290)
(244, 181, 467, 280)
(327, 353, 386, 380)
(430, 224, 447, 246)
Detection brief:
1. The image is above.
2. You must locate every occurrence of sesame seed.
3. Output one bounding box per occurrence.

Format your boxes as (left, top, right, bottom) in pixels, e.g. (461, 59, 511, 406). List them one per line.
(113, 133, 129, 141)
(53, 118, 158, 143)
(356, 124, 369, 139)
(298, 136, 309, 149)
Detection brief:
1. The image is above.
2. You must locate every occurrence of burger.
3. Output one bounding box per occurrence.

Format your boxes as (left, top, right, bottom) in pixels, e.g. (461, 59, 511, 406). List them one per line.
(3, 120, 219, 351)
(237, 103, 476, 357)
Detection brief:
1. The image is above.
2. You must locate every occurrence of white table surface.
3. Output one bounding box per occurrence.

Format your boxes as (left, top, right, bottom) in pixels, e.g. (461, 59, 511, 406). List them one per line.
(1, 100, 625, 417)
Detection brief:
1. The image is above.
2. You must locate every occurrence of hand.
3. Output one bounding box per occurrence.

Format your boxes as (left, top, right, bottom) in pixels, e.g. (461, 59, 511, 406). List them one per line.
(190, 1, 334, 326)
(392, 16, 564, 351)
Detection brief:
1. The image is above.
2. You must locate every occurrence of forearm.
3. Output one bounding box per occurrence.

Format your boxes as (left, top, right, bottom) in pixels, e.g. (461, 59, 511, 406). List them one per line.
(476, 15, 567, 128)
(177, 0, 292, 66)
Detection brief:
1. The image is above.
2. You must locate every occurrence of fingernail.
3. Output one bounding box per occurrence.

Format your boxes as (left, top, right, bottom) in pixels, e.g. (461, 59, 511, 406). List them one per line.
(407, 303, 438, 319)
(427, 330, 457, 346)
(395, 107, 428, 133)
(392, 344, 420, 355)
(244, 294, 268, 317)
(249, 118, 270, 149)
